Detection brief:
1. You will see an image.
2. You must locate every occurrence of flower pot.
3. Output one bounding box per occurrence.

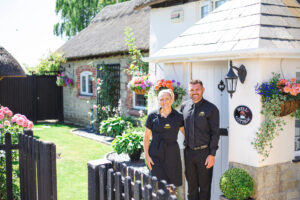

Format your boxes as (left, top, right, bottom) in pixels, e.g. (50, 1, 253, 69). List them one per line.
(279, 100, 299, 117)
(134, 88, 147, 95)
(129, 149, 142, 162)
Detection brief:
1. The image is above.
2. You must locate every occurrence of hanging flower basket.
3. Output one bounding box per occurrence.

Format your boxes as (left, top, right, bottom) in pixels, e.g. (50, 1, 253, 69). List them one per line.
(134, 88, 147, 95)
(128, 74, 153, 95)
(279, 100, 299, 117)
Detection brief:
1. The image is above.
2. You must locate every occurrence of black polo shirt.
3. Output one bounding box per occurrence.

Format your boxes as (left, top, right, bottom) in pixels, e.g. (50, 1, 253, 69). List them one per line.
(180, 99, 220, 156)
(145, 108, 184, 142)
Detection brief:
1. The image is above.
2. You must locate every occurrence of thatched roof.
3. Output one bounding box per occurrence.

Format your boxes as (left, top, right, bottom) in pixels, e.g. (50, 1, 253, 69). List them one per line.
(0, 46, 25, 78)
(58, 0, 150, 60)
(134, 0, 168, 9)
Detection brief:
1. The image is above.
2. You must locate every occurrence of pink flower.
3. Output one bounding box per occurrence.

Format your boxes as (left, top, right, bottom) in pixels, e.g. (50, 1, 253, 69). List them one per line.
(97, 87, 101, 91)
(0, 113, 4, 120)
(27, 121, 33, 129)
(11, 116, 17, 123)
(93, 105, 97, 110)
(16, 117, 24, 126)
(7, 110, 13, 117)
(101, 106, 106, 111)
(22, 120, 28, 128)
(0, 124, 3, 128)
(4, 120, 10, 126)
(97, 78, 101, 84)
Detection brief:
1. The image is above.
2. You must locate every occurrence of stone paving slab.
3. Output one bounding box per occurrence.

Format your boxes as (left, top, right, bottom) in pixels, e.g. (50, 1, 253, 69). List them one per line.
(71, 128, 113, 145)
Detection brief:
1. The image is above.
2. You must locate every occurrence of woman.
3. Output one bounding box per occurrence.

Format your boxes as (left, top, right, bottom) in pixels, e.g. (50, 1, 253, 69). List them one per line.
(144, 89, 185, 187)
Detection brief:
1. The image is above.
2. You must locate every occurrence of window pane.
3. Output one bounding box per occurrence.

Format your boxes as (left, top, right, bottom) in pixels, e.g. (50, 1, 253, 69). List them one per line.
(201, 5, 209, 18)
(82, 76, 86, 92)
(215, 0, 226, 8)
(88, 75, 93, 94)
(135, 94, 146, 107)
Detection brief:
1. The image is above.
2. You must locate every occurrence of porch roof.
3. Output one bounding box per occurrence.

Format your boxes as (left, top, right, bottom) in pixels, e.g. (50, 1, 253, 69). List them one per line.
(147, 0, 300, 63)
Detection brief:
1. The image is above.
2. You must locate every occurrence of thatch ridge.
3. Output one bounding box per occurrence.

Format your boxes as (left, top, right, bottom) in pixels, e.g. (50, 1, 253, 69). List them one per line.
(0, 46, 26, 77)
(58, 0, 150, 60)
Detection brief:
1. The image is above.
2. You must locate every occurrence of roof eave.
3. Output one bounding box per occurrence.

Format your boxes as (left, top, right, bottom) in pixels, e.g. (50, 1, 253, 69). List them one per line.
(144, 48, 300, 63)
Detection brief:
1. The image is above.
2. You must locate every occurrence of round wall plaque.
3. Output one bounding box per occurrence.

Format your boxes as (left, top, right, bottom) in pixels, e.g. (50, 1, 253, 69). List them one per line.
(234, 105, 252, 125)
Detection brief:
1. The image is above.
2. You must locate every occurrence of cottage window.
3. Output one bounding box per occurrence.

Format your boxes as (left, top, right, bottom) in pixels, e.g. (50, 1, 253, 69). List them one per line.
(295, 72, 300, 157)
(80, 71, 93, 96)
(133, 92, 146, 110)
(201, 5, 209, 18)
(215, 0, 226, 8)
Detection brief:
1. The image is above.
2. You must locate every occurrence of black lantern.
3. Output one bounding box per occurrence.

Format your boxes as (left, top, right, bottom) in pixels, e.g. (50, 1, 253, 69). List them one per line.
(225, 60, 247, 98)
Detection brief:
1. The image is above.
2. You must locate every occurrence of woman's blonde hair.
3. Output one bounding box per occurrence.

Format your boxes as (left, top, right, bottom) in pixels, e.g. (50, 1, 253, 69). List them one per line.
(158, 89, 175, 102)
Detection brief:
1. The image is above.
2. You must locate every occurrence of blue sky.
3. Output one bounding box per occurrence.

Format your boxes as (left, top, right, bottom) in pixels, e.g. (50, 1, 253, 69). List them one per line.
(0, 0, 66, 67)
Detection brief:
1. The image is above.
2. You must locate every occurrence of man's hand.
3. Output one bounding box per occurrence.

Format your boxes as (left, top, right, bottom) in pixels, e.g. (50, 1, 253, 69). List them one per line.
(205, 155, 215, 169)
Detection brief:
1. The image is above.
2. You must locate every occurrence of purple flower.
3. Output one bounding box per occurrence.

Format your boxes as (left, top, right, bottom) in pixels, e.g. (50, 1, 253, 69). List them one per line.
(177, 82, 181, 86)
(172, 80, 176, 83)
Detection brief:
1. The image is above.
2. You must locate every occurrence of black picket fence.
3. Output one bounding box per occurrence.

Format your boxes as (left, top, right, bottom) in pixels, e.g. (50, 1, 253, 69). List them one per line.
(88, 159, 177, 200)
(0, 130, 57, 200)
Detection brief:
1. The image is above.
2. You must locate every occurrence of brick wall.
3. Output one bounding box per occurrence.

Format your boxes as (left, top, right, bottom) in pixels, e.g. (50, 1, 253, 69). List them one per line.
(62, 55, 146, 127)
(229, 162, 300, 200)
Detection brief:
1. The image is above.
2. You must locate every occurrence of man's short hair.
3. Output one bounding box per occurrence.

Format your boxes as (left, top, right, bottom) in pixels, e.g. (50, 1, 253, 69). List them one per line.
(189, 79, 203, 87)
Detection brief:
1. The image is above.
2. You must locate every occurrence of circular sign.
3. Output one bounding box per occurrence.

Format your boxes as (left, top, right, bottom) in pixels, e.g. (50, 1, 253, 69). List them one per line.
(234, 105, 252, 125)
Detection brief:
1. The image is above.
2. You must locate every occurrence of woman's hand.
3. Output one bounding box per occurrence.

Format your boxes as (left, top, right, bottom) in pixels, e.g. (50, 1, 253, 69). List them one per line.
(145, 154, 154, 170)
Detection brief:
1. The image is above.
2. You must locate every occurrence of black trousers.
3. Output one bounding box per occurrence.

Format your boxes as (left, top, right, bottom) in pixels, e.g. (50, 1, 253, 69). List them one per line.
(184, 147, 213, 200)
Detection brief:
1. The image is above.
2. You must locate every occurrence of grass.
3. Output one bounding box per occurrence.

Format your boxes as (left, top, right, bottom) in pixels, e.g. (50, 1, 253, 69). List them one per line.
(33, 123, 112, 200)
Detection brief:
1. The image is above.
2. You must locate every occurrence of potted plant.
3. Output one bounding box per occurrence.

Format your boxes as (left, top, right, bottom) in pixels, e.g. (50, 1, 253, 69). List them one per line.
(154, 79, 186, 108)
(99, 116, 133, 137)
(112, 131, 144, 162)
(56, 72, 73, 87)
(219, 168, 254, 200)
(128, 74, 153, 95)
(253, 73, 300, 160)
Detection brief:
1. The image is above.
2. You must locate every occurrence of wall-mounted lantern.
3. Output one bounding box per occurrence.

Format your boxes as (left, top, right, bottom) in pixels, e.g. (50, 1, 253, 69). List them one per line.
(225, 60, 247, 98)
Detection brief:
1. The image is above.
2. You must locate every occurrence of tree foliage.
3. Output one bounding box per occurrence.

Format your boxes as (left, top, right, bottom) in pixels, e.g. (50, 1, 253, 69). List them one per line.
(54, 0, 129, 38)
(27, 52, 66, 75)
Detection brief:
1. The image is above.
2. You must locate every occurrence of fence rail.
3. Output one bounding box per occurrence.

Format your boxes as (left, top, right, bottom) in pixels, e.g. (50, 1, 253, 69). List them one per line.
(0, 129, 57, 200)
(88, 159, 177, 200)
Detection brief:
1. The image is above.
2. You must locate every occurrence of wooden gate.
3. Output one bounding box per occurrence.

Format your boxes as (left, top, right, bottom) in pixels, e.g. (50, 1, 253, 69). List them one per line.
(0, 75, 63, 122)
(0, 130, 57, 200)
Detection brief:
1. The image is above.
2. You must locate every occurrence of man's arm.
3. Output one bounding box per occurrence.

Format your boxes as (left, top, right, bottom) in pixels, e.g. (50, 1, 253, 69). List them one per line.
(208, 105, 220, 156)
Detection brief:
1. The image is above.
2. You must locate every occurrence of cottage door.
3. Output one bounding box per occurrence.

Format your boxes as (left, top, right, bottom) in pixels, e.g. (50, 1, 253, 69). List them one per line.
(191, 61, 229, 200)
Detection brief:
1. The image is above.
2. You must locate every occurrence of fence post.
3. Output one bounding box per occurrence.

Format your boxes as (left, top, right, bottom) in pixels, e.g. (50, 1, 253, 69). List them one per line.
(134, 180, 142, 200)
(87, 159, 111, 200)
(107, 168, 115, 200)
(19, 134, 25, 200)
(99, 165, 109, 200)
(124, 176, 132, 200)
(5, 133, 13, 200)
(115, 172, 122, 200)
(144, 184, 153, 200)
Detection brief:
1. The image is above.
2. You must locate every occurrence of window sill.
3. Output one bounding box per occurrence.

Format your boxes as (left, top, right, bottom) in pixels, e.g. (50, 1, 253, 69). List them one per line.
(292, 156, 300, 163)
(78, 95, 95, 100)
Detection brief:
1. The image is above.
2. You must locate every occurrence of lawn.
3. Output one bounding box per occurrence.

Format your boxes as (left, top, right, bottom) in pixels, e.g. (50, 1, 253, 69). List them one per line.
(33, 123, 112, 200)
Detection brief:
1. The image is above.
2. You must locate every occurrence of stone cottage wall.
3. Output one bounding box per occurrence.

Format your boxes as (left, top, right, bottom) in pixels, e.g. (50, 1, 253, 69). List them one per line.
(230, 161, 300, 200)
(62, 55, 143, 127)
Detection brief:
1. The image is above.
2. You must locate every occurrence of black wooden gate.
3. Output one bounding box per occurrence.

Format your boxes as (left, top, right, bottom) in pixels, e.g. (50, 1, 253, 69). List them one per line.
(0, 75, 63, 122)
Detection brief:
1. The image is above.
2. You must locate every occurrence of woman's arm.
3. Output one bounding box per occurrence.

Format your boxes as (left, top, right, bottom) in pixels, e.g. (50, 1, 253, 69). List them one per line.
(144, 127, 154, 170)
(179, 126, 185, 136)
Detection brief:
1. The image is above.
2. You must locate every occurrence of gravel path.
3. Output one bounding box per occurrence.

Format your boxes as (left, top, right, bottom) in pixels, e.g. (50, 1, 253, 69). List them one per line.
(71, 128, 113, 145)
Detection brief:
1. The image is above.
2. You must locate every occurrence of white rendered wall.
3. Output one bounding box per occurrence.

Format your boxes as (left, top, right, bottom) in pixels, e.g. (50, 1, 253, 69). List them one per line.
(228, 58, 298, 167)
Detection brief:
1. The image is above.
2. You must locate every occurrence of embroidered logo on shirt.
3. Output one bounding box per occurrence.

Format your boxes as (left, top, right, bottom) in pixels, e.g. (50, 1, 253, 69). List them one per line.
(164, 124, 171, 129)
(199, 111, 205, 117)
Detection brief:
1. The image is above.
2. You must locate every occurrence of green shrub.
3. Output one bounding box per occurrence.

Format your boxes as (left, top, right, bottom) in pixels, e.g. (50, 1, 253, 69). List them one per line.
(112, 131, 144, 155)
(220, 168, 254, 200)
(99, 116, 132, 137)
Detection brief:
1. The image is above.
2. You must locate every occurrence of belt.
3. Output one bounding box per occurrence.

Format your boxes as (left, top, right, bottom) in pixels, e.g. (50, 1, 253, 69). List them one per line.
(189, 145, 208, 151)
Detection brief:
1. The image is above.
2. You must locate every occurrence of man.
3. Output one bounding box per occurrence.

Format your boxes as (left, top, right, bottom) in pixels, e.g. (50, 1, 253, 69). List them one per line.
(180, 80, 220, 200)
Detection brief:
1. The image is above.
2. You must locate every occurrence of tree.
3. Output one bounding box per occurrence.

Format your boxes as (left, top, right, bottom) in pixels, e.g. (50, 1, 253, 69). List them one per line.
(27, 52, 66, 75)
(54, 0, 129, 38)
